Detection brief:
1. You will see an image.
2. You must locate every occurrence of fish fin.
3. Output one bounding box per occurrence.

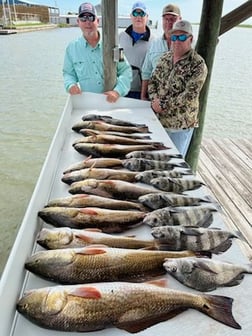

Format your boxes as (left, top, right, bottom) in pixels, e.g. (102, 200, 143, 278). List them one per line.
(178, 161, 191, 169)
(211, 239, 233, 254)
(182, 227, 205, 236)
(196, 212, 213, 228)
(144, 278, 168, 288)
(200, 294, 241, 329)
(115, 308, 187, 333)
(193, 260, 219, 274)
(69, 286, 101, 299)
(84, 228, 103, 232)
(77, 246, 107, 255)
(79, 208, 98, 215)
(195, 251, 212, 258)
(84, 155, 93, 162)
(74, 233, 93, 243)
(225, 274, 245, 287)
(126, 235, 136, 238)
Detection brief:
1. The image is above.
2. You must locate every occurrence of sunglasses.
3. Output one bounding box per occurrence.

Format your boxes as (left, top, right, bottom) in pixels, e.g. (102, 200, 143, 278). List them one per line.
(132, 10, 146, 17)
(79, 15, 95, 22)
(171, 34, 191, 42)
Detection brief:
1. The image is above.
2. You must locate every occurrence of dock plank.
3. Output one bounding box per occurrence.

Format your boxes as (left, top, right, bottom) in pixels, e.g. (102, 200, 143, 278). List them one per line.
(198, 138, 252, 259)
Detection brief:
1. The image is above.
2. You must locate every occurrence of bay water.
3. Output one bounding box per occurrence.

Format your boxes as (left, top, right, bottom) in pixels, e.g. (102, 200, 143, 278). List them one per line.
(0, 26, 251, 275)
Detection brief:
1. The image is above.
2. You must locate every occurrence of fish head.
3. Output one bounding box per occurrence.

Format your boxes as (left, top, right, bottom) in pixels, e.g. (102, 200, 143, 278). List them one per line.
(143, 208, 172, 227)
(37, 228, 73, 249)
(25, 249, 75, 276)
(17, 287, 67, 324)
(163, 258, 194, 277)
(125, 151, 141, 159)
(151, 226, 180, 241)
(122, 159, 134, 170)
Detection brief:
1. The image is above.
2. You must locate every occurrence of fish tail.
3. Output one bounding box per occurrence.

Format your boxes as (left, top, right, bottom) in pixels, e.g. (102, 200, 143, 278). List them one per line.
(202, 195, 223, 212)
(200, 294, 241, 329)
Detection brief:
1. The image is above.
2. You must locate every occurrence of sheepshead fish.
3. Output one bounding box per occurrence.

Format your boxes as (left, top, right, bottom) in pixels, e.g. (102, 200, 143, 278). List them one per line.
(163, 257, 252, 292)
(62, 167, 138, 184)
(25, 246, 200, 284)
(38, 207, 146, 233)
(81, 113, 147, 127)
(73, 132, 164, 146)
(123, 158, 189, 172)
(79, 128, 151, 139)
(135, 169, 192, 184)
(139, 193, 216, 210)
(150, 177, 205, 193)
(17, 281, 241, 332)
(143, 206, 216, 228)
(46, 194, 145, 211)
(126, 150, 181, 160)
(68, 179, 160, 200)
(73, 143, 168, 158)
(63, 157, 123, 173)
(151, 226, 239, 253)
(37, 227, 155, 250)
(72, 120, 150, 133)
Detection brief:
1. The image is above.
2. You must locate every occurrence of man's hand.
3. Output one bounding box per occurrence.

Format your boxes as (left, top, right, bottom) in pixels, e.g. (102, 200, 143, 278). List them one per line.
(151, 98, 164, 114)
(104, 90, 120, 103)
(69, 84, 82, 95)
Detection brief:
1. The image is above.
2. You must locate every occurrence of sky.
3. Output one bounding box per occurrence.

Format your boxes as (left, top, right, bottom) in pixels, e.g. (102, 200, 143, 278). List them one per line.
(32, 0, 252, 24)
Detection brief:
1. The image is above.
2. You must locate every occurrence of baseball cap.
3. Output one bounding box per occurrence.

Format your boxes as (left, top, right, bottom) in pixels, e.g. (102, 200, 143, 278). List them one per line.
(132, 2, 147, 14)
(78, 2, 97, 17)
(162, 4, 181, 16)
(170, 20, 193, 34)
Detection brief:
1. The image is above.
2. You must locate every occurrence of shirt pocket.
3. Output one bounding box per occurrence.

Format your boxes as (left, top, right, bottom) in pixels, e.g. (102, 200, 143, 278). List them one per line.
(73, 61, 91, 81)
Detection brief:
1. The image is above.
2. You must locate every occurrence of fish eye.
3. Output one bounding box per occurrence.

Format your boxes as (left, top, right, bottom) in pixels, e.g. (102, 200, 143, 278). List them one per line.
(171, 266, 177, 272)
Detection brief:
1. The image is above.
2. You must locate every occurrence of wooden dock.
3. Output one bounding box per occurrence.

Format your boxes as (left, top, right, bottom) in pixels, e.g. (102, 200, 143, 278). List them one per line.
(198, 138, 252, 259)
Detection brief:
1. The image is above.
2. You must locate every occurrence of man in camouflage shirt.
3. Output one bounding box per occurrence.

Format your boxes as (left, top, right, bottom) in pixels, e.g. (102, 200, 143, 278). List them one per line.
(149, 20, 207, 157)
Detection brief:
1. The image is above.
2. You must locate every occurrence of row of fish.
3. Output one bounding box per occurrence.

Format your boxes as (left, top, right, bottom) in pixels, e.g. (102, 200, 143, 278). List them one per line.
(17, 113, 245, 332)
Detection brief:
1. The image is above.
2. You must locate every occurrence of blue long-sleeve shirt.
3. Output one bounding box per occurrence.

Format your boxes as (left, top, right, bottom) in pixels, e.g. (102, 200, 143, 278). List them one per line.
(63, 35, 132, 96)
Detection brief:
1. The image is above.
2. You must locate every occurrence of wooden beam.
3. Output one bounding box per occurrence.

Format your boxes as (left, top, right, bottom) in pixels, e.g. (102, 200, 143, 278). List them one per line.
(186, 0, 224, 172)
(102, 0, 117, 91)
(220, 0, 252, 35)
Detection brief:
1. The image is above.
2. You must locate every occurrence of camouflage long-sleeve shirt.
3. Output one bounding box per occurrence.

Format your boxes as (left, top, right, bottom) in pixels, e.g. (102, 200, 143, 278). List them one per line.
(148, 49, 208, 129)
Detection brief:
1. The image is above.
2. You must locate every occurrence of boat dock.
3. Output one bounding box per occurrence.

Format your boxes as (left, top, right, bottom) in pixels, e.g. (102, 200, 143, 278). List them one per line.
(198, 138, 252, 259)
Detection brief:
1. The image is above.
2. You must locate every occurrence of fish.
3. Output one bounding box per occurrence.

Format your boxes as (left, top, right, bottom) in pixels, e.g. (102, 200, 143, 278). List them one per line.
(73, 131, 164, 146)
(72, 120, 150, 133)
(81, 113, 147, 127)
(163, 257, 252, 292)
(37, 227, 155, 250)
(135, 169, 192, 184)
(73, 143, 168, 158)
(38, 207, 146, 233)
(143, 206, 216, 228)
(123, 158, 189, 172)
(139, 193, 217, 210)
(126, 150, 181, 160)
(62, 167, 138, 184)
(151, 226, 239, 253)
(25, 246, 201, 284)
(63, 157, 123, 173)
(68, 179, 160, 200)
(46, 194, 145, 211)
(79, 128, 152, 139)
(150, 177, 205, 193)
(17, 281, 241, 332)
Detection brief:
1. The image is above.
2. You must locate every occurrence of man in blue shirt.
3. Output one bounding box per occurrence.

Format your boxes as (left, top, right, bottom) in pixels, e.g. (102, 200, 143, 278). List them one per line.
(63, 2, 132, 103)
(141, 4, 181, 100)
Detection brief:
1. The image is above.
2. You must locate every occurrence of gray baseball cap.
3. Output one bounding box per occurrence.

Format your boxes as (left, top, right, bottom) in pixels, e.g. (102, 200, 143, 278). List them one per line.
(170, 20, 193, 34)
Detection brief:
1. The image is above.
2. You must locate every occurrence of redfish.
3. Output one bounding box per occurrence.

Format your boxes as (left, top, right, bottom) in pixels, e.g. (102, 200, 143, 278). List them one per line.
(17, 281, 241, 332)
